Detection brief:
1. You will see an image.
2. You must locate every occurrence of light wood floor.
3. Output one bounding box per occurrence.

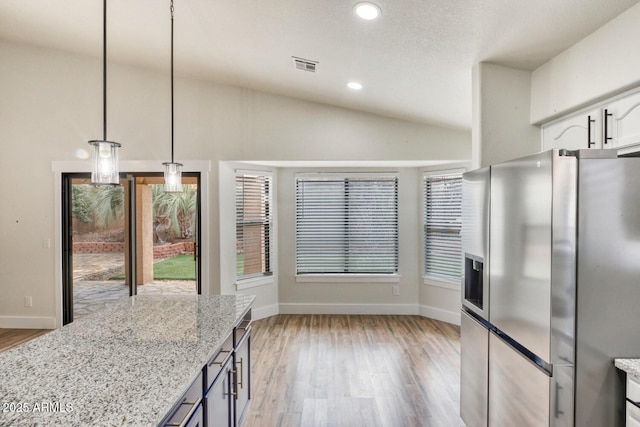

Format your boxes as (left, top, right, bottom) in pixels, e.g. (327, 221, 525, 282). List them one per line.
(0, 315, 464, 427)
(0, 328, 49, 353)
(245, 314, 464, 427)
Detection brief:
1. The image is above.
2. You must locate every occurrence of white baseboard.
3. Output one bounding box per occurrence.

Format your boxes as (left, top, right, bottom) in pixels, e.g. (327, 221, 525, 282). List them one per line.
(0, 316, 57, 329)
(278, 303, 459, 325)
(251, 303, 279, 320)
(419, 304, 460, 326)
(279, 303, 419, 315)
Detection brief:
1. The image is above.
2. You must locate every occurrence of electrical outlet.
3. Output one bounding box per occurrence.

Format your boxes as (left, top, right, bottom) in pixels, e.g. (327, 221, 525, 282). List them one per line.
(392, 285, 400, 296)
(24, 296, 33, 307)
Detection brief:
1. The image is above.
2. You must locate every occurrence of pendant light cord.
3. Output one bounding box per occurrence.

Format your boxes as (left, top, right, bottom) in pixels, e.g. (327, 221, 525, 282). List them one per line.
(103, 0, 107, 141)
(170, 0, 175, 163)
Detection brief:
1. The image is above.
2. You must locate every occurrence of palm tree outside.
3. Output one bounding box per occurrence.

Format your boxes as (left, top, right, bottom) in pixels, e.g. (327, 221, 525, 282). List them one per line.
(69, 179, 199, 321)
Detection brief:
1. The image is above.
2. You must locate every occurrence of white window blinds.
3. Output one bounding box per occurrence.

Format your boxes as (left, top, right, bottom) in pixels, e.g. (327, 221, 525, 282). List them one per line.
(296, 174, 398, 275)
(236, 171, 272, 280)
(424, 171, 463, 283)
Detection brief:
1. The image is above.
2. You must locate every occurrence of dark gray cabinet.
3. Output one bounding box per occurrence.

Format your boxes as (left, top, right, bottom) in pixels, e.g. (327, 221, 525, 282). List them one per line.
(203, 309, 252, 427)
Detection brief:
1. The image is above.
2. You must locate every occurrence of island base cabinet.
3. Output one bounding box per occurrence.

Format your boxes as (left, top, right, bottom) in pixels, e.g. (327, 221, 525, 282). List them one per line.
(204, 309, 252, 427)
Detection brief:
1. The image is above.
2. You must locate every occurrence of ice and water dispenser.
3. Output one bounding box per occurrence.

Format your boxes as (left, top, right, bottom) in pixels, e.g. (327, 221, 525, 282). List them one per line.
(464, 254, 484, 310)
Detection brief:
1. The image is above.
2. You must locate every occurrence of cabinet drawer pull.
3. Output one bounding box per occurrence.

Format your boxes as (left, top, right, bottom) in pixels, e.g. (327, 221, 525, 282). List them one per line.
(237, 357, 244, 389)
(232, 368, 239, 400)
(179, 397, 199, 406)
(237, 319, 251, 330)
(165, 397, 201, 426)
(235, 325, 252, 348)
(209, 350, 232, 367)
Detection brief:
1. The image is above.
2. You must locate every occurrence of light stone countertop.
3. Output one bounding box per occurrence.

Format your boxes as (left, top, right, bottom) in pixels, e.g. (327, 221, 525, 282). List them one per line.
(615, 358, 640, 378)
(0, 294, 254, 427)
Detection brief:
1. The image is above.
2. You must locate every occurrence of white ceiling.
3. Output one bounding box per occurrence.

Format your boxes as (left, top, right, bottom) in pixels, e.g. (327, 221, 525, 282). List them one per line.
(1, 0, 638, 130)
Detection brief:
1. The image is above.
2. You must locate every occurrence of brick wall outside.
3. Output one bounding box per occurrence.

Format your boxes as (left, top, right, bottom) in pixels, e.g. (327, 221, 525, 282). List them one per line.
(73, 242, 124, 253)
(152, 242, 195, 260)
(74, 241, 194, 260)
(241, 225, 265, 275)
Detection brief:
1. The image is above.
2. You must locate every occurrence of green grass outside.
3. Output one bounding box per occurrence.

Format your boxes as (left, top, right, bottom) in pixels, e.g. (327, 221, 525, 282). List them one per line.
(110, 254, 196, 280)
(236, 253, 244, 277)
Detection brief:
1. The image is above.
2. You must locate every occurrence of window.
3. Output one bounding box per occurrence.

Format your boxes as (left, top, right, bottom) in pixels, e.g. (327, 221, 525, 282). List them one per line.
(296, 173, 398, 275)
(424, 171, 463, 284)
(236, 171, 272, 281)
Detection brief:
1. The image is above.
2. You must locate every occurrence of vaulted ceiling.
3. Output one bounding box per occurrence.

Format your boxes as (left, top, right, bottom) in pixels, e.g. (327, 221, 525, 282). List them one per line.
(1, 0, 637, 130)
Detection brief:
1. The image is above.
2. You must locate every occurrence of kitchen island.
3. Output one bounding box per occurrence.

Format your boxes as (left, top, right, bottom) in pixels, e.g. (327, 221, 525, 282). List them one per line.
(0, 294, 254, 426)
(615, 359, 640, 425)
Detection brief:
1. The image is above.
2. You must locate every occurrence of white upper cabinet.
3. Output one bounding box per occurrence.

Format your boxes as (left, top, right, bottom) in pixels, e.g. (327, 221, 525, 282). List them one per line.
(542, 108, 601, 151)
(602, 90, 640, 152)
(542, 89, 640, 155)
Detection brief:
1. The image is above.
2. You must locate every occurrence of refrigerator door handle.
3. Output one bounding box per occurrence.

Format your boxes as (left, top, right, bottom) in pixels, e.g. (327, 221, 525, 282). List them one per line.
(554, 381, 565, 418)
(551, 364, 574, 427)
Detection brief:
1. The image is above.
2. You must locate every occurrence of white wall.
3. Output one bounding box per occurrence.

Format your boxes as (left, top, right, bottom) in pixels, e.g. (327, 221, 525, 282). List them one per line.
(277, 168, 421, 315)
(0, 40, 470, 327)
(531, 2, 640, 124)
(472, 62, 540, 167)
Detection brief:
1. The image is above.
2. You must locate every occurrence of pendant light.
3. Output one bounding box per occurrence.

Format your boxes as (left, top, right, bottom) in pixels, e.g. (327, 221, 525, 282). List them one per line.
(163, 0, 183, 193)
(88, 0, 121, 186)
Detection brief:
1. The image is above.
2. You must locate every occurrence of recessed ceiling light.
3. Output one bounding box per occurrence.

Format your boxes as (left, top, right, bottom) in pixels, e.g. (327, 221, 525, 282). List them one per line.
(354, 2, 381, 20)
(347, 81, 363, 90)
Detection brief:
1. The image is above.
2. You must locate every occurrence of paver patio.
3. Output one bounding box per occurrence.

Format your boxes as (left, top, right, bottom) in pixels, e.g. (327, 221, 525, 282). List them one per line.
(73, 253, 196, 320)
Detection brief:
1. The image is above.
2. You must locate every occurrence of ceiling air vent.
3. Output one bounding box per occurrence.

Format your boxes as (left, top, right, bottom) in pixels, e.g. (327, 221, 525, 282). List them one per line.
(292, 56, 318, 72)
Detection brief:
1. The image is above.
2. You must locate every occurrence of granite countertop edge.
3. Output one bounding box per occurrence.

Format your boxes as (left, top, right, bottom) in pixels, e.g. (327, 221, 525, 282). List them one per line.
(0, 294, 254, 427)
(615, 358, 640, 378)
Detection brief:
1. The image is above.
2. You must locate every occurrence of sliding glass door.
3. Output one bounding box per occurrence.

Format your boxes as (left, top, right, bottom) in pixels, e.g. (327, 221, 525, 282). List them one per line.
(62, 172, 201, 325)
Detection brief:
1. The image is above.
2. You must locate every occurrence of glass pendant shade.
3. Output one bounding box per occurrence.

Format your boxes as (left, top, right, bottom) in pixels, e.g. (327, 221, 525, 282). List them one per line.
(163, 161, 183, 192)
(89, 140, 121, 185)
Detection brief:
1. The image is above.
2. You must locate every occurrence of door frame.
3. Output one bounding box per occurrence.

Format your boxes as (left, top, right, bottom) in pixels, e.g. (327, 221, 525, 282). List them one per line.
(53, 160, 211, 328)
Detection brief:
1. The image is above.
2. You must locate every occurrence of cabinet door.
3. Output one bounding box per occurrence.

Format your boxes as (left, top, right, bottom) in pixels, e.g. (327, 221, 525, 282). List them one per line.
(542, 110, 600, 151)
(627, 401, 640, 427)
(205, 363, 232, 427)
(234, 332, 251, 426)
(603, 91, 640, 151)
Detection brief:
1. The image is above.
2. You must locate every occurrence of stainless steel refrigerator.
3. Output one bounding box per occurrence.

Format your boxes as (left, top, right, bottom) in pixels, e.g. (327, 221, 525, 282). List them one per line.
(460, 149, 640, 427)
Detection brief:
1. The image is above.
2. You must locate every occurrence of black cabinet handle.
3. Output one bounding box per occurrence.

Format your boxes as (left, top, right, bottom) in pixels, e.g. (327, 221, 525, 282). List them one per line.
(587, 115, 595, 148)
(603, 109, 613, 145)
